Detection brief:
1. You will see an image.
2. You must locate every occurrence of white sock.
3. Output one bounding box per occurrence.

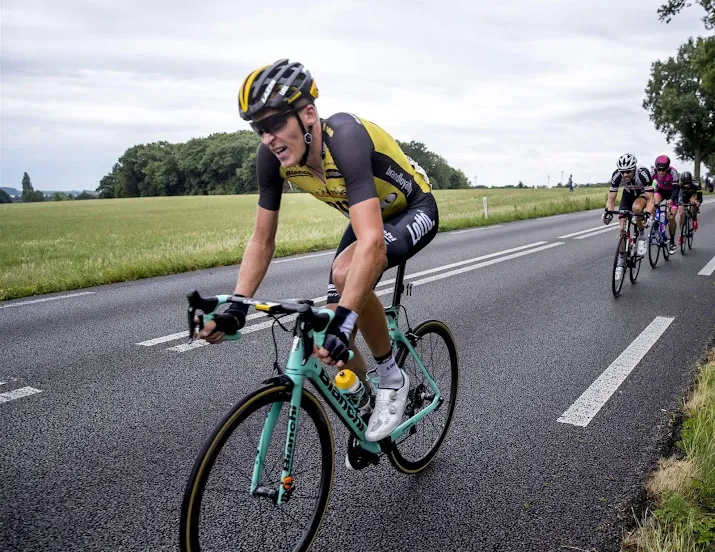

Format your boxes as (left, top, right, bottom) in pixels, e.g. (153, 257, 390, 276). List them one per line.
(375, 354, 403, 390)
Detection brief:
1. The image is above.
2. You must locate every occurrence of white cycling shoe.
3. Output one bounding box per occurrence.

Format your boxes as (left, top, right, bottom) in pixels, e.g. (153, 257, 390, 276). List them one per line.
(365, 371, 410, 442)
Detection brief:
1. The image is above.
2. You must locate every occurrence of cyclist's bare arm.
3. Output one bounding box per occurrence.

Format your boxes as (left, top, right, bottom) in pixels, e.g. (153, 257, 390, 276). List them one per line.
(338, 197, 387, 314)
(606, 190, 617, 212)
(198, 206, 278, 343)
(234, 206, 279, 297)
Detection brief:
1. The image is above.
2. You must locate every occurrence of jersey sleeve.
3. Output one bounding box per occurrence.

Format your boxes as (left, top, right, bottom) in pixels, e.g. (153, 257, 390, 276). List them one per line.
(256, 143, 284, 211)
(609, 170, 621, 192)
(638, 167, 653, 190)
(323, 114, 379, 207)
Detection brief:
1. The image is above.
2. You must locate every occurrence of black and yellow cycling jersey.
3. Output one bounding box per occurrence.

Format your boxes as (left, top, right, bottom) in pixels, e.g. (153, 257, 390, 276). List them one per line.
(256, 112, 432, 218)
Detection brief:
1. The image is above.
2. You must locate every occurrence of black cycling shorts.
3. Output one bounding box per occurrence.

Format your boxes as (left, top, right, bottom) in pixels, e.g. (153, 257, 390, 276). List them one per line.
(618, 189, 650, 217)
(327, 193, 439, 304)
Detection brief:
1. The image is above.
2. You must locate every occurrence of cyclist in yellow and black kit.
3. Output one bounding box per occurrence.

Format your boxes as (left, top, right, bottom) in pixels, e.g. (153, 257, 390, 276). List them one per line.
(198, 59, 439, 446)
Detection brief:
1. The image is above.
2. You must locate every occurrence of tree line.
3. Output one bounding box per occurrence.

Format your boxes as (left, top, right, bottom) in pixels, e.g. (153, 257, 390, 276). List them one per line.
(93, 132, 471, 199)
(644, 0, 715, 181)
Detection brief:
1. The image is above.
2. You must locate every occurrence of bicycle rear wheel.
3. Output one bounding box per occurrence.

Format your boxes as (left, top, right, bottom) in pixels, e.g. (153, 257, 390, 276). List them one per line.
(662, 228, 671, 261)
(648, 225, 660, 268)
(612, 235, 626, 297)
(180, 384, 334, 552)
(388, 320, 459, 474)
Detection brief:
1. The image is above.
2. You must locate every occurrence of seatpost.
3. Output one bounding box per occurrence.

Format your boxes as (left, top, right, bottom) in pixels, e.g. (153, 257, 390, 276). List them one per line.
(391, 263, 406, 308)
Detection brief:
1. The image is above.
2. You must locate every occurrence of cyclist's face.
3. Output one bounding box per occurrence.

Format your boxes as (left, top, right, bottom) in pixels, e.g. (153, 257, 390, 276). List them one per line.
(252, 105, 317, 167)
(620, 170, 634, 182)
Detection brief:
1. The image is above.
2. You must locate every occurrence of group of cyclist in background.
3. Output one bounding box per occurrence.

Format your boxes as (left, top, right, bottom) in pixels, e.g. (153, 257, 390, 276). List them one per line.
(602, 153, 703, 265)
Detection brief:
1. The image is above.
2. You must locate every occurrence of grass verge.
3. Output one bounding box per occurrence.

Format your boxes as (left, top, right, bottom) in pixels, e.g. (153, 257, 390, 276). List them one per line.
(622, 348, 715, 551)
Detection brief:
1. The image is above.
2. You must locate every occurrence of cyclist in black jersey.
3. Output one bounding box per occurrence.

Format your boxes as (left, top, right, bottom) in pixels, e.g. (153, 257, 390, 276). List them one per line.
(602, 153, 653, 261)
(677, 171, 702, 244)
(198, 59, 439, 443)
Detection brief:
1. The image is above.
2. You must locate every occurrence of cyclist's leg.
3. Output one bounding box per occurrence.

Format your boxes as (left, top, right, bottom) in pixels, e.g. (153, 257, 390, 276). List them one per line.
(633, 195, 648, 229)
(325, 224, 372, 383)
(618, 190, 635, 252)
(689, 193, 698, 227)
(332, 195, 438, 348)
(667, 188, 678, 240)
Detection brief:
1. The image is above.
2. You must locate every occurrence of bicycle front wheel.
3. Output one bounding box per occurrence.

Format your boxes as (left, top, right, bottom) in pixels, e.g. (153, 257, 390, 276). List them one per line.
(629, 237, 641, 284)
(687, 217, 694, 250)
(648, 225, 660, 268)
(680, 220, 687, 255)
(388, 320, 459, 474)
(180, 384, 334, 552)
(612, 234, 626, 297)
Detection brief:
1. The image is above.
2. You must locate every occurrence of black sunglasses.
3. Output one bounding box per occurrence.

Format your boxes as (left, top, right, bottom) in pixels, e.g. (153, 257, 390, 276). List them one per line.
(250, 107, 302, 136)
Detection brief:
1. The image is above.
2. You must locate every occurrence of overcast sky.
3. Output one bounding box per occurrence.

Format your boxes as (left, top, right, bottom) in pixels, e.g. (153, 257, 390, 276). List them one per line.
(1, 0, 710, 192)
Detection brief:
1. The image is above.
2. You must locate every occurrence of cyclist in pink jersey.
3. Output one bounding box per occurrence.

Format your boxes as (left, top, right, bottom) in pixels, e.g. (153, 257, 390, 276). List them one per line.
(651, 155, 679, 254)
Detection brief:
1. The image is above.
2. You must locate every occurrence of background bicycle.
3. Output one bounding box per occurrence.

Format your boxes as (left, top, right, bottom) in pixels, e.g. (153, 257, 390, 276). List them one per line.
(605, 209, 646, 297)
(648, 201, 672, 268)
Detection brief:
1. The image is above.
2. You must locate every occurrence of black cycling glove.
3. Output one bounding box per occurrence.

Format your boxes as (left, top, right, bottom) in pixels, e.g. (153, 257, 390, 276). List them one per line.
(212, 296, 249, 335)
(321, 306, 357, 363)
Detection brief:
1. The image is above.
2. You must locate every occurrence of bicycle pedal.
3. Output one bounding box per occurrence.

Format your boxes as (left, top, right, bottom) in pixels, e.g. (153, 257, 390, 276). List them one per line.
(346, 437, 380, 470)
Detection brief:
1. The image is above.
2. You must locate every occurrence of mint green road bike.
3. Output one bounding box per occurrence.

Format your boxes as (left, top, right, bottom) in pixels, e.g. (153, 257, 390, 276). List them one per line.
(179, 262, 459, 552)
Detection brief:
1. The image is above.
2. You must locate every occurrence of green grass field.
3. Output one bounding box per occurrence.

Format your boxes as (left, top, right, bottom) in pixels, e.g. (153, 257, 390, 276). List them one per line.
(1, 187, 611, 301)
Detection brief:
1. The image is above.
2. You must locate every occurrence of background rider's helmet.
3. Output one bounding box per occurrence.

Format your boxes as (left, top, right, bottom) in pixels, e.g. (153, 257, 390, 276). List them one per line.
(617, 153, 637, 171)
(679, 171, 693, 186)
(655, 155, 671, 171)
(238, 59, 319, 121)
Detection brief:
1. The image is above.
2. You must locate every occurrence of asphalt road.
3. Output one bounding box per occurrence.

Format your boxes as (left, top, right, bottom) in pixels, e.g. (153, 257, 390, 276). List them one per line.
(2, 200, 715, 552)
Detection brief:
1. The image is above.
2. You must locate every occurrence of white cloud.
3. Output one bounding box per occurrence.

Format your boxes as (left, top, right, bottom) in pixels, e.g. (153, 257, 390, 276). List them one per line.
(1, 0, 710, 191)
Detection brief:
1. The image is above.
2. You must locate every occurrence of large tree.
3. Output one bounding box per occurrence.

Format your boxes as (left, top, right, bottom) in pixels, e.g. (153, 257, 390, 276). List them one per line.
(643, 37, 715, 182)
(0, 189, 12, 204)
(658, 0, 715, 29)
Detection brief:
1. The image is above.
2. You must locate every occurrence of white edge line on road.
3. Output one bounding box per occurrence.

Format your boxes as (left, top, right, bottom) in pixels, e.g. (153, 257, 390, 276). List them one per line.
(139, 242, 549, 347)
(0, 387, 43, 404)
(698, 255, 715, 276)
(0, 292, 95, 310)
(558, 225, 609, 239)
(451, 225, 501, 235)
(557, 316, 675, 427)
(273, 251, 334, 264)
(409, 242, 563, 286)
(573, 226, 620, 240)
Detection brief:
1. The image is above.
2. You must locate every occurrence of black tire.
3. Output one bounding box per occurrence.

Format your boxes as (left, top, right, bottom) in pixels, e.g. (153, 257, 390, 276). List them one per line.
(180, 384, 334, 552)
(629, 236, 641, 284)
(663, 226, 671, 261)
(388, 320, 459, 474)
(648, 224, 660, 268)
(612, 234, 627, 297)
(680, 219, 687, 255)
(687, 216, 694, 250)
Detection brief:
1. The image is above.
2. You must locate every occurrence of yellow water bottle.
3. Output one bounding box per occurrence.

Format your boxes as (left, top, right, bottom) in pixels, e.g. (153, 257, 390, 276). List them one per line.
(335, 369, 369, 414)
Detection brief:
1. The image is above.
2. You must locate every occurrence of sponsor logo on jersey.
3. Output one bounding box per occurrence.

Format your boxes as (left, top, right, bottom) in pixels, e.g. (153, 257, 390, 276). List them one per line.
(326, 169, 343, 179)
(285, 169, 313, 178)
(383, 230, 397, 244)
(406, 210, 436, 246)
(385, 165, 413, 195)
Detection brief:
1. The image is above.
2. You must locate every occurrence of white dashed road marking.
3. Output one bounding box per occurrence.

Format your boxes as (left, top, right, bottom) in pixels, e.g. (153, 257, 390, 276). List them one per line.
(558, 316, 675, 427)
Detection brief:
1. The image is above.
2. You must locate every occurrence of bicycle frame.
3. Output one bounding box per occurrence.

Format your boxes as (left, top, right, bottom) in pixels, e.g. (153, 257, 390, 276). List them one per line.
(252, 301, 441, 505)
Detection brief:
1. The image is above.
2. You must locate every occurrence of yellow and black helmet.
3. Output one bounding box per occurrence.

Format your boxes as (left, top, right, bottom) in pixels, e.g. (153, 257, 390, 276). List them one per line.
(238, 59, 319, 121)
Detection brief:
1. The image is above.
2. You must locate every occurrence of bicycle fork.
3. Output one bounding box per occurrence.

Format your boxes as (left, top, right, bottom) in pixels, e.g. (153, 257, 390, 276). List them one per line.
(250, 377, 305, 506)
